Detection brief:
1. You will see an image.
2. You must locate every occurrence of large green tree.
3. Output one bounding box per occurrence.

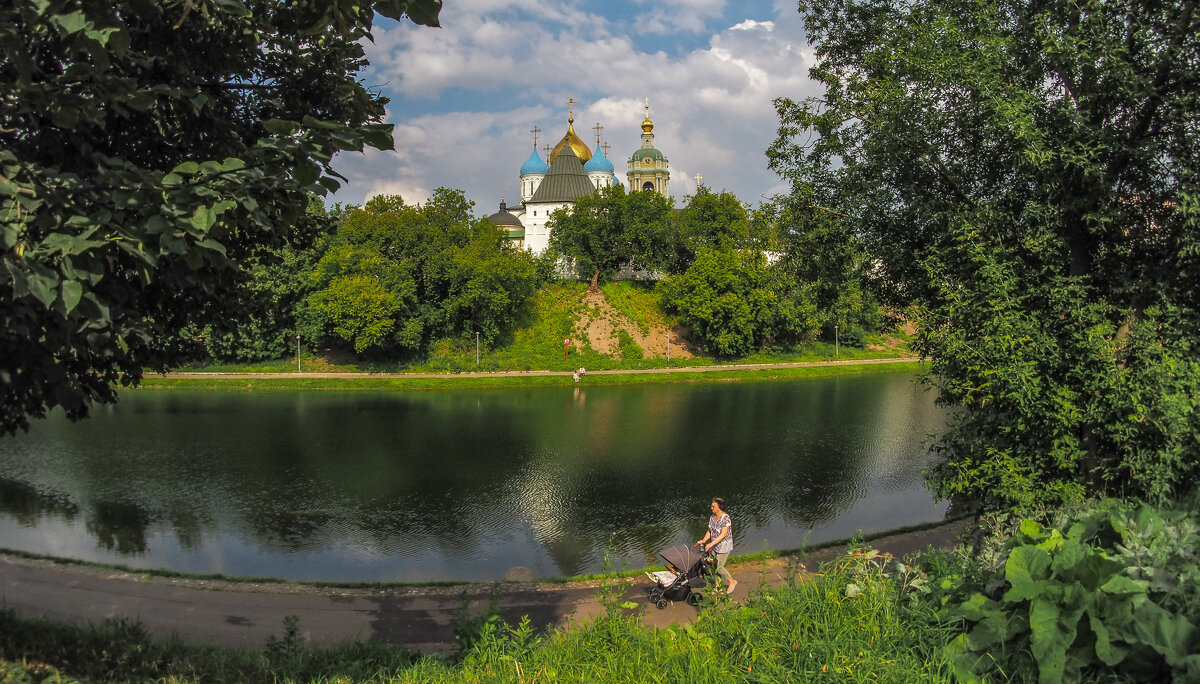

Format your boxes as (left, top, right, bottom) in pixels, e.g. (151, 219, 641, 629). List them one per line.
(660, 248, 818, 357)
(0, 0, 441, 433)
(770, 0, 1200, 510)
(547, 184, 674, 291)
(298, 190, 538, 355)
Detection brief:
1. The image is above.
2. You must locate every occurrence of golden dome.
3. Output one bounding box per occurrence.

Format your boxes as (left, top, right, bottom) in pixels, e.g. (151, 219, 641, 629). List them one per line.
(550, 119, 592, 164)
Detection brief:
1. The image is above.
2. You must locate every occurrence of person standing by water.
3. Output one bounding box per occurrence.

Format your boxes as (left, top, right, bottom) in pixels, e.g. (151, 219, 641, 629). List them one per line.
(695, 497, 737, 594)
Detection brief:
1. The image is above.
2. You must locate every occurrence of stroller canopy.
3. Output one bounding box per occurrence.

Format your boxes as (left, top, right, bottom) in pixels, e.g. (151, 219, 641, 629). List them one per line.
(659, 544, 706, 574)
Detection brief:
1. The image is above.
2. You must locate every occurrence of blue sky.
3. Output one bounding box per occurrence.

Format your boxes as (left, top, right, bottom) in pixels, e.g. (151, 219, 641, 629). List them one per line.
(329, 0, 821, 214)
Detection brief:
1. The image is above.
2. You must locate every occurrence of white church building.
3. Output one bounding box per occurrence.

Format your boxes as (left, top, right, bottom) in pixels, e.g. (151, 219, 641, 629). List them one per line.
(487, 100, 670, 253)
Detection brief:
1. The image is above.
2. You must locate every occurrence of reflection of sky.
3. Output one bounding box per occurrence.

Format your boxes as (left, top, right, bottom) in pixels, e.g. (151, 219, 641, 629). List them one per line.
(0, 374, 949, 582)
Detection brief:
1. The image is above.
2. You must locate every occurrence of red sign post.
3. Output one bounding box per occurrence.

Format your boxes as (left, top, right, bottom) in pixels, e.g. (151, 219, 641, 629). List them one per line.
(564, 337, 571, 361)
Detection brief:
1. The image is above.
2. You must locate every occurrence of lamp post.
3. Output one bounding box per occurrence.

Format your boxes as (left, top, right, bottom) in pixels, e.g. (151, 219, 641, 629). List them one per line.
(476, 331, 480, 368)
(666, 333, 670, 364)
(295, 333, 301, 372)
(835, 324, 839, 360)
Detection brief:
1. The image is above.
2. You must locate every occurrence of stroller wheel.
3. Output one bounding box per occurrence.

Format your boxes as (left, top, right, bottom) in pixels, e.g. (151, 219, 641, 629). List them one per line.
(686, 592, 703, 606)
(655, 598, 669, 609)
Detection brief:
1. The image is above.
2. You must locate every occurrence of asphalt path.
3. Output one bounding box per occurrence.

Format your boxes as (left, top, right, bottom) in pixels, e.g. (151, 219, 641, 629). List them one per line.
(0, 519, 968, 655)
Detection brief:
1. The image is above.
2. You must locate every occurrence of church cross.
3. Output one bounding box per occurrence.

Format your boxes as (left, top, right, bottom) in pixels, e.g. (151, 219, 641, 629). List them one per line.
(542, 144, 551, 160)
(593, 122, 604, 146)
(602, 142, 611, 156)
(565, 97, 578, 122)
(694, 172, 703, 187)
(644, 98, 650, 117)
(530, 125, 541, 148)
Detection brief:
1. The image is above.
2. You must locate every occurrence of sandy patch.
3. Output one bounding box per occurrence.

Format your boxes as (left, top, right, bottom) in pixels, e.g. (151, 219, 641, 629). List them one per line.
(574, 289, 694, 360)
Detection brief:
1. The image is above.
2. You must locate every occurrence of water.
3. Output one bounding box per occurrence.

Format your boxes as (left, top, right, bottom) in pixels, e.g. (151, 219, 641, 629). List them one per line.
(0, 372, 948, 582)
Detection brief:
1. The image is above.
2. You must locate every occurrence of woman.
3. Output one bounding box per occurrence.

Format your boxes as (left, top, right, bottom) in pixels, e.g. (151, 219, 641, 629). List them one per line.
(695, 497, 737, 594)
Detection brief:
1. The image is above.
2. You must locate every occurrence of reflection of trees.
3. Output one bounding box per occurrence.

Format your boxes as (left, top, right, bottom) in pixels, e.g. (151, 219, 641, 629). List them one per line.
(4, 376, 946, 579)
(0, 477, 79, 525)
(86, 500, 151, 555)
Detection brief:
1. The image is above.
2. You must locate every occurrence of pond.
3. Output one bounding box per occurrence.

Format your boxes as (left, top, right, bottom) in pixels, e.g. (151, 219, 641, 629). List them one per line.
(0, 371, 949, 582)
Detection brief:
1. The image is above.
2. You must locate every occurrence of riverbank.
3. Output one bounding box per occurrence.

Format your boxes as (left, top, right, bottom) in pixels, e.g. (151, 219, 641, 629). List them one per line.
(141, 357, 923, 391)
(0, 517, 969, 655)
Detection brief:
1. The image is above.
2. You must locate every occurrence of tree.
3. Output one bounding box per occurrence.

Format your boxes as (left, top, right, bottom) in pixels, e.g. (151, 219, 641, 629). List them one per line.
(547, 184, 674, 291)
(769, 0, 1200, 511)
(299, 190, 538, 355)
(0, 0, 442, 433)
(659, 248, 818, 357)
(766, 188, 883, 345)
(668, 187, 754, 273)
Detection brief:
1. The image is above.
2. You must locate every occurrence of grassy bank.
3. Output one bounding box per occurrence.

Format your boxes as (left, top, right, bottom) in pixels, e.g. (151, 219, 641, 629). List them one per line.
(141, 360, 923, 392)
(181, 281, 914, 376)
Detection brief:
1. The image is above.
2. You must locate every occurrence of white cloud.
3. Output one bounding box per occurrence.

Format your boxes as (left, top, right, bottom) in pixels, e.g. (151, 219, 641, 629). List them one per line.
(331, 2, 824, 211)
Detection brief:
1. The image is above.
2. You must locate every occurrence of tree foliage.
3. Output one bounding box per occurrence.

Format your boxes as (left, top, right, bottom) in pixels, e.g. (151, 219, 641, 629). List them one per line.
(668, 187, 758, 273)
(547, 184, 674, 291)
(298, 191, 538, 355)
(770, 0, 1200, 510)
(0, 0, 442, 433)
(659, 248, 818, 357)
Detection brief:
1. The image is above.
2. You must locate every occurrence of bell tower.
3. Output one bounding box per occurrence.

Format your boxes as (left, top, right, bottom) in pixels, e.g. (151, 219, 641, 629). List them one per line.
(626, 99, 670, 197)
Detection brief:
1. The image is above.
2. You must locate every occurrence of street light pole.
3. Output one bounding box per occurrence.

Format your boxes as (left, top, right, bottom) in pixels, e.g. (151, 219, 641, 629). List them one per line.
(835, 324, 839, 360)
(476, 331, 480, 368)
(666, 333, 670, 363)
(295, 333, 301, 372)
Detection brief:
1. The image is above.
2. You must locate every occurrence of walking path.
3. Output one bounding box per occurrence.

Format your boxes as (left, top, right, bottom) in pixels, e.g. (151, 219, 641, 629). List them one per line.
(164, 356, 919, 380)
(0, 519, 967, 655)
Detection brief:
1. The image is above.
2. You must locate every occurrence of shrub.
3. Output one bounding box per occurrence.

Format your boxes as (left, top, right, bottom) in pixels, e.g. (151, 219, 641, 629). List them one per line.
(938, 499, 1200, 682)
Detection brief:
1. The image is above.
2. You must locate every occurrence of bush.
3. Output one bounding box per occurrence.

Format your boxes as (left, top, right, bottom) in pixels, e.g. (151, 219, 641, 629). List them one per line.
(936, 499, 1200, 682)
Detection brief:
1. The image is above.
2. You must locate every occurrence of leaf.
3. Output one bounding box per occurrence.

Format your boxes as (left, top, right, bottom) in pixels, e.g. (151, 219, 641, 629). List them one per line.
(1091, 615, 1128, 667)
(1099, 574, 1148, 596)
(1004, 546, 1052, 602)
(60, 281, 83, 313)
(174, 161, 199, 174)
(1029, 597, 1076, 684)
(263, 119, 300, 136)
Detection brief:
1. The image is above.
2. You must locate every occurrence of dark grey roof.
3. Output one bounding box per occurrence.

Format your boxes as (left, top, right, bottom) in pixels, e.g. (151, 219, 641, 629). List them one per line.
(487, 201, 524, 228)
(527, 144, 597, 204)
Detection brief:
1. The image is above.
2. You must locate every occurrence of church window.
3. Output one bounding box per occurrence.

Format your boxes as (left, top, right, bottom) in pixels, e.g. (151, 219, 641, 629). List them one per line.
(642, 181, 654, 191)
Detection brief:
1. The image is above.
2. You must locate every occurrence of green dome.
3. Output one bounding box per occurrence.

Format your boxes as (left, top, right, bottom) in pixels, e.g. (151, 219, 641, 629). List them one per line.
(630, 147, 667, 162)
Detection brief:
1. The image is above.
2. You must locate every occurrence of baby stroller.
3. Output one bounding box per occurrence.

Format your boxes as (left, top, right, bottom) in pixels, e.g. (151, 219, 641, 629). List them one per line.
(645, 544, 712, 608)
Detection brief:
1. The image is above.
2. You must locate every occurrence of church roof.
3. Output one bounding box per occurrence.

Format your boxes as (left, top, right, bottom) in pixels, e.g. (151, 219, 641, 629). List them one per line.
(584, 144, 614, 174)
(550, 123, 592, 164)
(519, 147, 549, 176)
(487, 200, 524, 228)
(630, 146, 667, 162)
(528, 144, 596, 204)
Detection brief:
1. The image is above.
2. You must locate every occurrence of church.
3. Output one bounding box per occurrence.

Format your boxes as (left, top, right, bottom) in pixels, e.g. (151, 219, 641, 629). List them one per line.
(488, 99, 671, 253)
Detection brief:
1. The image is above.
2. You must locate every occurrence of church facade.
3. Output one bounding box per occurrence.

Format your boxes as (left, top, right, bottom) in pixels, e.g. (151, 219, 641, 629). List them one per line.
(487, 100, 670, 254)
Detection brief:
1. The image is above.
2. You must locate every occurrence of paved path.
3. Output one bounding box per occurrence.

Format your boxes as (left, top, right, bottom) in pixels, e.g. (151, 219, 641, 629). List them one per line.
(0, 519, 967, 655)
(163, 357, 919, 380)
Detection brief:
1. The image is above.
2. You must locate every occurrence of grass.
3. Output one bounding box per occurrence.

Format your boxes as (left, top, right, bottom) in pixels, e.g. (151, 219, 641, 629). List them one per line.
(140, 360, 923, 391)
(173, 281, 915, 377)
(0, 545, 956, 683)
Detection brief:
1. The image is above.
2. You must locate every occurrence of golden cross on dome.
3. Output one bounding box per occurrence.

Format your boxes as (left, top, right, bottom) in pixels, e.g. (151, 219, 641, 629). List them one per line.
(644, 98, 650, 117)
(602, 142, 611, 156)
(593, 122, 604, 146)
(694, 172, 703, 186)
(565, 97, 578, 122)
(542, 144, 551, 160)
(530, 125, 541, 148)
(501, 189, 506, 202)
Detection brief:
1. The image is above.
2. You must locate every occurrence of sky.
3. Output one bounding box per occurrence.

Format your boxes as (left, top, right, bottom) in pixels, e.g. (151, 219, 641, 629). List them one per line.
(328, 0, 823, 215)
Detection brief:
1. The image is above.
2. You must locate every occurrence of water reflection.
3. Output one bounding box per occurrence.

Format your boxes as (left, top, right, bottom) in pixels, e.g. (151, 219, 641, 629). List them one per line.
(0, 373, 948, 581)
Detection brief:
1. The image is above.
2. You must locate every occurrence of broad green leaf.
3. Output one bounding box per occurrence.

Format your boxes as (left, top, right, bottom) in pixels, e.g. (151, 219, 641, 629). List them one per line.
(1099, 575, 1148, 595)
(1090, 615, 1128, 667)
(1004, 545, 1052, 602)
(1020, 519, 1044, 541)
(263, 119, 300, 135)
(60, 281, 83, 313)
(1029, 597, 1074, 684)
(174, 161, 199, 174)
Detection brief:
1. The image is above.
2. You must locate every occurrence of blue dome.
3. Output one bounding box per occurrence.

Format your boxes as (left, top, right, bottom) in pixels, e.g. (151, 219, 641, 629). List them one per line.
(584, 146, 614, 174)
(520, 147, 549, 176)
